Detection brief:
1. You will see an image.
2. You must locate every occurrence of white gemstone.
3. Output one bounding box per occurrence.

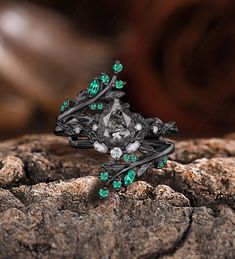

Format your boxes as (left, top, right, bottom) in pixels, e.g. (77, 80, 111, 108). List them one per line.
(93, 141, 108, 153)
(74, 126, 81, 134)
(92, 124, 98, 131)
(153, 125, 159, 134)
(110, 147, 123, 160)
(126, 141, 140, 153)
(135, 123, 142, 131)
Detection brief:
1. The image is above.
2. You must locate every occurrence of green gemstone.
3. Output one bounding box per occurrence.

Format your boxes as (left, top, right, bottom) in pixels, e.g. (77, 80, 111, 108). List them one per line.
(63, 100, 69, 107)
(163, 157, 168, 165)
(89, 103, 97, 110)
(88, 79, 99, 96)
(99, 171, 109, 181)
(123, 154, 137, 162)
(123, 154, 129, 162)
(130, 154, 137, 162)
(99, 188, 109, 199)
(115, 80, 125, 89)
(100, 73, 110, 84)
(124, 169, 136, 186)
(60, 100, 69, 112)
(113, 180, 122, 189)
(97, 103, 104, 110)
(113, 61, 123, 73)
(158, 161, 165, 169)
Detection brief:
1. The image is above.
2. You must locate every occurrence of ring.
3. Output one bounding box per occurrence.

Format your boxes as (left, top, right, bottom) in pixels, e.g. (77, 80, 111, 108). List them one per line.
(54, 60, 178, 199)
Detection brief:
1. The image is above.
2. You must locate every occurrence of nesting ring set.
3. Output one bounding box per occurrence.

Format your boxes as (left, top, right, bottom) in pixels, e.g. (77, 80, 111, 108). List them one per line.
(55, 61, 178, 199)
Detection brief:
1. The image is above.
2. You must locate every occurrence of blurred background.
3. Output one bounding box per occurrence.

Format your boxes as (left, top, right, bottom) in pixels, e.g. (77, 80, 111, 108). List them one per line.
(0, 0, 235, 140)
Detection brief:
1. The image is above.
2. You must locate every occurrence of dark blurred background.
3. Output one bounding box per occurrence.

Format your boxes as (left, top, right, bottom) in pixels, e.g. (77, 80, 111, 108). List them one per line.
(0, 0, 235, 140)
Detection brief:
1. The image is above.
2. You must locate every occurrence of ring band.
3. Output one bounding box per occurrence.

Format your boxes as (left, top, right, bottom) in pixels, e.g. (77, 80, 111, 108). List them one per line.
(55, 61, 178, 199)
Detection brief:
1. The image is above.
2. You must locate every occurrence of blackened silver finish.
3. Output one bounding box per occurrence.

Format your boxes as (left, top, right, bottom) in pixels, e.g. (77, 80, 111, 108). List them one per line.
(55, 62, 178, 191)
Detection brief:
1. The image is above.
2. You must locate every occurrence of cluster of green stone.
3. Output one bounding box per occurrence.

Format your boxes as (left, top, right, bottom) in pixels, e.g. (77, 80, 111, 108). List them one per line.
(60, 100, 69, 113)
(87, 61, 125, 97)
(157, 157, 168, 169)
(89, 103, 104, 110)
(100, 73, 110, 84)
(60, 61, 125, 113)
(98, 169, 136, 199)
(123, 154, 137, 163)
(113, 61, 125, 89)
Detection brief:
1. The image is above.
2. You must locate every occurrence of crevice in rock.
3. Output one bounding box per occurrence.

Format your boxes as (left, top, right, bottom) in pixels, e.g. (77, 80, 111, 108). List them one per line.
(9, 189, 29, 207)
(22, 161, 31, 184)
(18, 241, 51, 254)
(143, 208, 194, 259)
(172, 152, 235, 165)
(168, 184, 235, 211)
(1, 176, 64, 191)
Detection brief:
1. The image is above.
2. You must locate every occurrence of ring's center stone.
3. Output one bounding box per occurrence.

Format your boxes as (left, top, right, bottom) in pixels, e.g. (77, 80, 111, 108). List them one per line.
(99, 99, 134, 148)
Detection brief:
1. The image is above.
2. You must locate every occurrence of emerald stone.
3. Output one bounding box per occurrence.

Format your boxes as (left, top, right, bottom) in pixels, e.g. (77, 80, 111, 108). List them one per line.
(112, 180, 122, 189)
(123, 154, 137, 162)
(88, 79, 99, 96)
(113, 61, 123, 73)
(60, 100, 69, 112)
(163, 157, 168, 165)
(63, 100, 69, 106)
(89, 103, 97, 110)
(100, 73, 110, 84)
(158, 161, 165, 169)
(115, 80, 125, 89)
(158, 157, 168, 168)
(97, 103, 104, 110)
(99, 171, 109, 181)
(124, 169, 136, 186)
(99, 188, 109, 199)
(123, 154, 129, 162)
(130, 154, 137, 162)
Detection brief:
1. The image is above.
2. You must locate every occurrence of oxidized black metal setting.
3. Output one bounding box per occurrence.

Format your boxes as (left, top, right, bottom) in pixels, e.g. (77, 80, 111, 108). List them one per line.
(54, 61, 178, 199)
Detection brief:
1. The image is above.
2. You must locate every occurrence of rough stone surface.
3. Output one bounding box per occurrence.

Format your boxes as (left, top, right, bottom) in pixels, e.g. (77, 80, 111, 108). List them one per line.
(0, 156, 24, 187)
(0, 134, 234, 259)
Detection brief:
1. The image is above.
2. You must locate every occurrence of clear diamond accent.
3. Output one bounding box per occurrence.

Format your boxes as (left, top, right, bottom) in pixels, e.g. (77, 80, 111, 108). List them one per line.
(135, 123, 142, 131)
(74, 126, 81, 134)
(126, 141, 140, 153)
(92, 124, 98, 131)
(110, 147, 123, 160)
(93, 141, 108, 153)
(153, 126, 159, 134)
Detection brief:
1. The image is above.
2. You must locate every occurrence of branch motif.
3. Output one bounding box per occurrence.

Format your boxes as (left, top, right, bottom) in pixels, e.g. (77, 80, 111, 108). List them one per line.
(55, 61, 178, 199)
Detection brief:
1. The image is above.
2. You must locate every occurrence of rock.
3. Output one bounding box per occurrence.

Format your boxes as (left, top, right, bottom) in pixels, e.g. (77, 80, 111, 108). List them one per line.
(173, 158, 235, 209)
(172, 138, 235, 163)
(0, 134, 234, 258)
(163, 206, 235, 259)
(154, 185, 190, 207)
(0, 156, 24, 187)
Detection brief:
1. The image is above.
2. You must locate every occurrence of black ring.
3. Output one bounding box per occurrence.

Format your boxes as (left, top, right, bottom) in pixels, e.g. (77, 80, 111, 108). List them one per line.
(54, 60, 178, 199)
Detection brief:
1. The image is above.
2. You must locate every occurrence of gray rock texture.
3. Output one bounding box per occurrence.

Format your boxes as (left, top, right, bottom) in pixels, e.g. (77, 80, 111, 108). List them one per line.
(0, 134, 234, 259)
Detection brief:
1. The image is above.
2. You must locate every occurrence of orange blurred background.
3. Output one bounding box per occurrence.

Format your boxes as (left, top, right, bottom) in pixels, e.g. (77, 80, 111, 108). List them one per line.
(0, 0, 235, 139)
